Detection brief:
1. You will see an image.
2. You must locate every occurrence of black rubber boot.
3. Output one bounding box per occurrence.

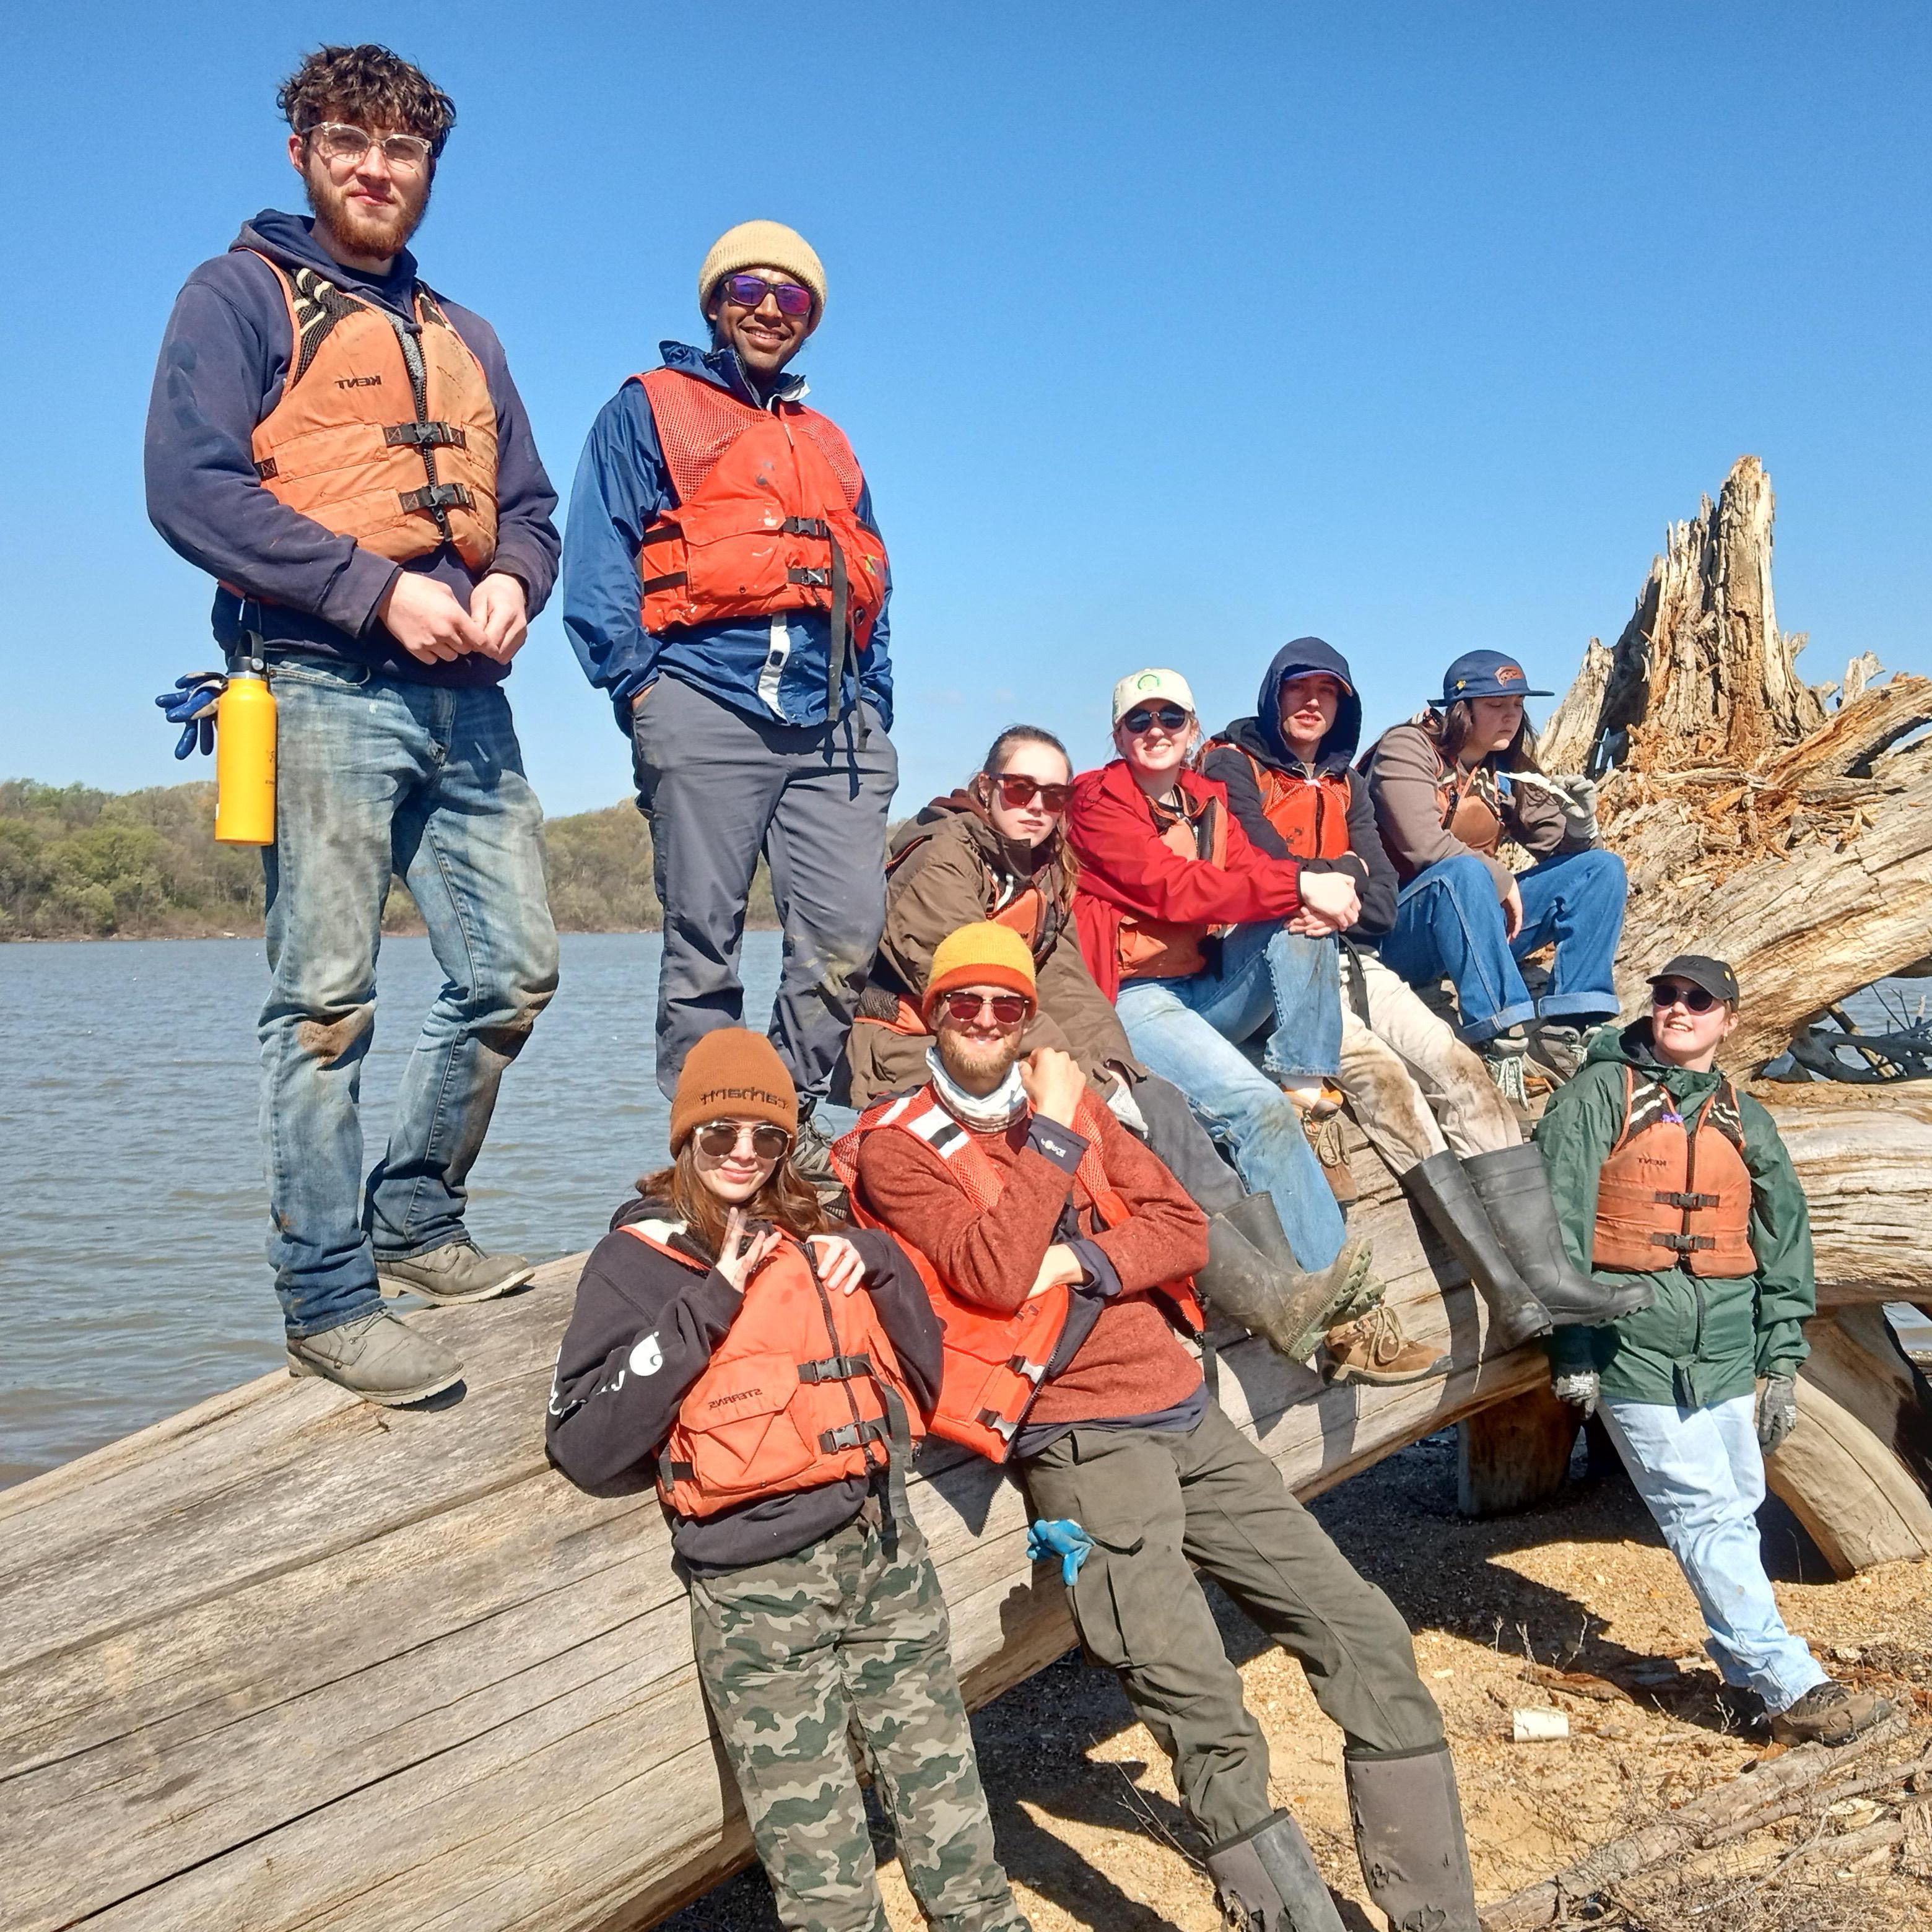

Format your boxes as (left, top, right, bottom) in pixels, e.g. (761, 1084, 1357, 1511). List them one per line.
(1403, 1150, 1552, 1350)
(1206, 1810, 1346, 1932)
(1464, 1142, 1653, 1327)
(1204, 1194, 1377, 1365)
(1345, 1745, 1480, 1932)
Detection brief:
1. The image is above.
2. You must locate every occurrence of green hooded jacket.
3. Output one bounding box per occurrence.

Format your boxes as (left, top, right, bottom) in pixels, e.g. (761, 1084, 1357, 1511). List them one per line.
(1534, 1021, 1814, 1409)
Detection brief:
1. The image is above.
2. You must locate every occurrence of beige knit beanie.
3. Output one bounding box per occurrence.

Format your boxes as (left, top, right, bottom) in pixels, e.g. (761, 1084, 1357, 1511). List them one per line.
(697, 220, 827, 324)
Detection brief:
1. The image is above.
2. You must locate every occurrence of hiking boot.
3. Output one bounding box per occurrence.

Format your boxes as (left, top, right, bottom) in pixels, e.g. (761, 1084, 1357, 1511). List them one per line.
(287, 1308, 464, 1406)
(792, 1105, 850, 1216)
(1403, 1149, 1552, 1351)
(1323, 1302, 1450, 1386)
(1345, 1743, 1480, 1932)
(1305, 1109, 1357, 1205)
(1206, 1193, 1377, 1364)
(1483, 1028, 1531, 1103)
(1527, 1021, 1590, 1084)
(376, 1240, 535, 1305)
(1206, 1809, 1346, 1932)
(1464, 1143, 1653, 1328)
(1769, 1681, 1895, 1746)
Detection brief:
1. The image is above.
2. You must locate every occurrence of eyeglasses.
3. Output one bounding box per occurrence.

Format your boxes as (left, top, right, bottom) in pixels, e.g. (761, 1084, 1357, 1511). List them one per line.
(991, 773, 1071, 813)
(1120, 704, 1190, 734)
(694, 1121, 793, 1160)
(717, 273, 814, 317)
(304, 122, 436, 173)
(1651, 981, 1719, 1014)
(939, 991, 1032, 1027)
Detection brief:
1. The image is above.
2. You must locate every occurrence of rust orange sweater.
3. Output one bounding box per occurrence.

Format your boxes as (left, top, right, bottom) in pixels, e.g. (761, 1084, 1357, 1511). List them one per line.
(852, 1102, 1209, 1429)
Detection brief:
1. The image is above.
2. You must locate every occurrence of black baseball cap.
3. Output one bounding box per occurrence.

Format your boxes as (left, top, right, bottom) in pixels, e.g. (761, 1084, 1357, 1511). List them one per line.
(1648, 955, 1741, 1006)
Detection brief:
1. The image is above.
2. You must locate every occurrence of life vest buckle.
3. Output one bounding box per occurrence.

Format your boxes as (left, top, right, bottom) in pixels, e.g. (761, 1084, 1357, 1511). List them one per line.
(780, 516, 831, 539)
(399, 481, 477, 515)
(1007, 1355, 1049, 1385)
(786, 566, 832, 589)
(819, 1417, 890, 1453)
(384, 420, 468, 450)
(799, 1352, 873, 1385)
(978, 1409, 1020, 1442)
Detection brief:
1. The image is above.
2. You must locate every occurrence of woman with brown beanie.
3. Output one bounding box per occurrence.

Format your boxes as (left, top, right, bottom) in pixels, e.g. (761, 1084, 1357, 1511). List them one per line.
(547, 1028, 1030, 1932)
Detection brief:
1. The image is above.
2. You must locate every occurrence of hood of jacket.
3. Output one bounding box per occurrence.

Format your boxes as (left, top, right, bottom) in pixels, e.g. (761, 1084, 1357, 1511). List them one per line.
(1220, 637, 1363, 777)
(1589, 1019, 1730, 1106)
(658, 337, 811, 411)
(231, 209, 425, 320)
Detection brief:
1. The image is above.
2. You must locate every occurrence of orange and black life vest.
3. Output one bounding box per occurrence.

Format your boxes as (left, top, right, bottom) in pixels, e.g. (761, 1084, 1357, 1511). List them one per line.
(245, 255, 498, 573)
(622, 1222, 923, 1518)
(1116, 791, 1230, 981)
(1591, 1068, 1759, 1278)
(1214, 744, 1355, 861)
(830, 1089, 1205, 1461)
(633, 367, 888, 704)
(1438, 764, 1504, 861)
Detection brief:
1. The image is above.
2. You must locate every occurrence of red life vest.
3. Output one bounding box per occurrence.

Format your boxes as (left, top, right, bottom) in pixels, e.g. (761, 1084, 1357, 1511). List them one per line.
(1212, 744, 1355, 860)
(622, 1222, 923, 1518)
(1116, 791, 1230, 981)
(244, 255, 498, 574)
(632, 367, 889, 661)
(830, 1088, 1205, 1461)
(1591, 1068, 1759, 1278)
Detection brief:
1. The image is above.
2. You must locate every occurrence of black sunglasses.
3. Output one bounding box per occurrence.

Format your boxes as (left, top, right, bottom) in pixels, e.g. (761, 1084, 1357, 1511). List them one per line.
(1120, 703, 1190, 734)
(1650, 981, 1719, 1014)
(990, 773, 1071, 812)
(695, 1120, 793, 1160)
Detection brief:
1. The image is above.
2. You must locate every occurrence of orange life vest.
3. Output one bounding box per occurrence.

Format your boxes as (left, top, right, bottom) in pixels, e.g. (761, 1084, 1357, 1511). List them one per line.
(830, 1088, 1204, 1461)
(1215, 744, 1355, 860)
(623, 1223, 923, 1518)
(1591, 1068, 1759, 1277)
(1116, 793, 1230, 981)
(245, 255, 498, 573)
(633, 368, 889, 668)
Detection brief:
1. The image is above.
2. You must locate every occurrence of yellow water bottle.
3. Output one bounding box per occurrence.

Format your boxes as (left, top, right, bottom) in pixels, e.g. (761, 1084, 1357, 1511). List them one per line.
(214, 668, 277, 845)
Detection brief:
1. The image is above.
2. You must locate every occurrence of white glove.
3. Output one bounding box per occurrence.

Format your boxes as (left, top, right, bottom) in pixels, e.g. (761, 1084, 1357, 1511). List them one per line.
(1552, 1368, 1599, 1417)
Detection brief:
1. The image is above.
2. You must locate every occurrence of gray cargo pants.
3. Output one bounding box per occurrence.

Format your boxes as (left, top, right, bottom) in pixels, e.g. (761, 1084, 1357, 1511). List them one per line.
(633, 676, 897, 1101)
(1020, 1403, 1445, 1847)
(690, 1512, 1030, 1932)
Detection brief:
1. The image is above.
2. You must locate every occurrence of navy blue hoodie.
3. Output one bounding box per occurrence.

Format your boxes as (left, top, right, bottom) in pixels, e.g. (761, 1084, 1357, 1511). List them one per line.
(144, 210, 560, 687)
(1203, 637, 1399, 939)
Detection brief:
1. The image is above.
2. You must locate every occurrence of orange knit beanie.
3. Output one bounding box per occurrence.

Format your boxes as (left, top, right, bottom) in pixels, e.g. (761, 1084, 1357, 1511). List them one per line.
(921, 921, 1038, 1024)
(669, 1028, 798, 1153)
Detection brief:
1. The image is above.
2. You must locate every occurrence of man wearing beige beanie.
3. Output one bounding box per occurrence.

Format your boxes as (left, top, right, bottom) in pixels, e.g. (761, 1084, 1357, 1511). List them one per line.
(562, 219, 897, 1154)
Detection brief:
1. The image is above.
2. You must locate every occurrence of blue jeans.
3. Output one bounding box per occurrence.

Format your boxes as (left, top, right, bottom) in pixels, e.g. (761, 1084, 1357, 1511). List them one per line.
(261, 661, 559, 1338)
(1381, 848, 1627, 1043)
(1601, 1394, 1829, 1715)
(1115, 925, 1346, 1269)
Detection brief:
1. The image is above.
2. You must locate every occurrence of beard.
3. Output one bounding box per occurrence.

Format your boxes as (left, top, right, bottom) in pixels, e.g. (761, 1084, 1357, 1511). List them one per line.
(304, 159, 431, 262)
(936, 1027, 1018, 1092)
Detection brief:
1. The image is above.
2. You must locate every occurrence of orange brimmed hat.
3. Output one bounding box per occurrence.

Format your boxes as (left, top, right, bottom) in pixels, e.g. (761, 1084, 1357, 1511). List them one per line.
(922, 921, 1038, 1024)
(669, 1027, 798, 1153)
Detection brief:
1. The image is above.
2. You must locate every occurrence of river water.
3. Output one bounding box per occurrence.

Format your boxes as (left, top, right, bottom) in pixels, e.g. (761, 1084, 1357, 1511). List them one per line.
(0, 932, 778, 1486)
(2, 941, 1925, 1486)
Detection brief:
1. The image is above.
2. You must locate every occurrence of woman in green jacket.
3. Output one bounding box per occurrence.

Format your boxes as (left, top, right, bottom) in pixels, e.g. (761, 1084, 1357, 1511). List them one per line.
(1534, 955, 1889, 1746)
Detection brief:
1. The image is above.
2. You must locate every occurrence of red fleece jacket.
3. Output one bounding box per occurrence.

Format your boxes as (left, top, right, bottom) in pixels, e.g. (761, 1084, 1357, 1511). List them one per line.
(1066, 760, 1304, 998)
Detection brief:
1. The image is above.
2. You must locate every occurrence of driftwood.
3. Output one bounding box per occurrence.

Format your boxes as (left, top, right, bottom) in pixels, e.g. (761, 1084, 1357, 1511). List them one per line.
(1476, 1709, 1913, 1929)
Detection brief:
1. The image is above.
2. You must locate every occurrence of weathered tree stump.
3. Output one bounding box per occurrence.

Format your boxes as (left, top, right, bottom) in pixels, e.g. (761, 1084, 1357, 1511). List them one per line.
(1456, 1383, 1579, 1518)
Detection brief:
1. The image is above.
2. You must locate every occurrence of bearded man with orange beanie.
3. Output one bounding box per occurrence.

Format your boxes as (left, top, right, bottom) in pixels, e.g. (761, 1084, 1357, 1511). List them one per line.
(562, 220, 897, 1173)
(841, 925, 1479, 1932)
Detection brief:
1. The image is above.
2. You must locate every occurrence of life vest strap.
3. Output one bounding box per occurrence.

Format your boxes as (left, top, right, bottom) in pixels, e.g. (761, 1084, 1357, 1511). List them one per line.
(819, 1416, 892, 1454)
(1651, 1230, 1716, 1253)
(1655, 1190, 1722, 1211)
(399, 481, 476, 514)
(781, 516, 831, 538)
(383, 420, 469, 450)
(640, 571, 689, 594)
(787, 567, 833, 588)
(798, 1351, 875, 1385)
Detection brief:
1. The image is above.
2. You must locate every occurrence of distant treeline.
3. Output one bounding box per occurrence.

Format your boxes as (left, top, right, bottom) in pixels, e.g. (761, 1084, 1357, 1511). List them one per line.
(0, 778, 775, 939)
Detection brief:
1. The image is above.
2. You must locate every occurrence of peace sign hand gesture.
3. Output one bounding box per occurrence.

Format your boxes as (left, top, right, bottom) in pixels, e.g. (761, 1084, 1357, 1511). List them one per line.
(715, 1208, 781, 1294)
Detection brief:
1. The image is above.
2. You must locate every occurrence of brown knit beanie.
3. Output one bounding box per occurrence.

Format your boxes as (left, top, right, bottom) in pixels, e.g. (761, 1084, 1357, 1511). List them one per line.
(698, 219, 827, 324)
(669, 1028, 798, 1153)
(921, 921, 1038, 1025)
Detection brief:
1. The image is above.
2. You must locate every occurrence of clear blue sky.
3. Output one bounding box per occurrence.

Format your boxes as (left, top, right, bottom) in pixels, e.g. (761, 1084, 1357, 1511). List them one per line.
(2, 2, 1926, 816)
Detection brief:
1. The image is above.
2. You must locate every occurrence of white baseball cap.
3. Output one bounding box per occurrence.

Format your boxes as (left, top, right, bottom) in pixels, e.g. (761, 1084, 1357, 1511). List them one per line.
(1111, 668, 1197, 726)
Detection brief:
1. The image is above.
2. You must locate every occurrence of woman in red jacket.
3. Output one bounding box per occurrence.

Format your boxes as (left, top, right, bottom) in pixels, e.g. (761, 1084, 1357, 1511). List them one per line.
(1068, 669, 1385, 1359)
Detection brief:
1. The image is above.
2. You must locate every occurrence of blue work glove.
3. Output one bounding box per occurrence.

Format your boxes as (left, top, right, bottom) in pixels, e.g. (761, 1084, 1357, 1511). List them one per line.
(1027, 1516, 1094, 1587)
(155, 672, 228, 759)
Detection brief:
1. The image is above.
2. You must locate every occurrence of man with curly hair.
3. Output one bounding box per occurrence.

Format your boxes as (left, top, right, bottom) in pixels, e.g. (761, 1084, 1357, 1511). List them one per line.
(144, 45, 561, 1405)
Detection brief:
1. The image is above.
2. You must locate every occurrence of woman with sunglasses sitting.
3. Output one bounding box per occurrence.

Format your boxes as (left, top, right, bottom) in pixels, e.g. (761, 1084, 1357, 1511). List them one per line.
(547, 1027, 1030, 1932)
(839, 723, 1385, 1365)
(1066, 670, 1397, 1369)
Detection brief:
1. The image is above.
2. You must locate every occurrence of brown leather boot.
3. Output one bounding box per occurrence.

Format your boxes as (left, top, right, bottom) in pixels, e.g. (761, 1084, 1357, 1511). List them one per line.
(1323, 1302, 1449, 1386)
(1305, 1108, 1357, 1205)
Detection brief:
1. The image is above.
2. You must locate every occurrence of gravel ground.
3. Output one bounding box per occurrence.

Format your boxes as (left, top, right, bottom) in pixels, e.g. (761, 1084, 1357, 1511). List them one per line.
(663, 1428, 1932, 1931)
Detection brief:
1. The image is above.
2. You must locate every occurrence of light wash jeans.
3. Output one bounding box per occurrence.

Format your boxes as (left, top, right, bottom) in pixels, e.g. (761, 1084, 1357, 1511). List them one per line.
(261, 659, 559, 1339)
(1600, 1393, 1829, 1715)
(1380, 847, 1627, 1044)
(1116, 924, 1346, 1270)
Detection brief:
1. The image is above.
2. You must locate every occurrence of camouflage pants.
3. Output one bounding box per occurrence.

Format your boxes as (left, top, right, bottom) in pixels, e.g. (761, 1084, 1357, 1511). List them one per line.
(690, 1510, 1030, 1932)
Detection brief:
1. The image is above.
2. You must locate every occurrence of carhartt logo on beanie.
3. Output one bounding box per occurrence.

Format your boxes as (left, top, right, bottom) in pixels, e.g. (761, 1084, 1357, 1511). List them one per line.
(922, 921, 1038, 1024)
(669, 1028, 799, 1152)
